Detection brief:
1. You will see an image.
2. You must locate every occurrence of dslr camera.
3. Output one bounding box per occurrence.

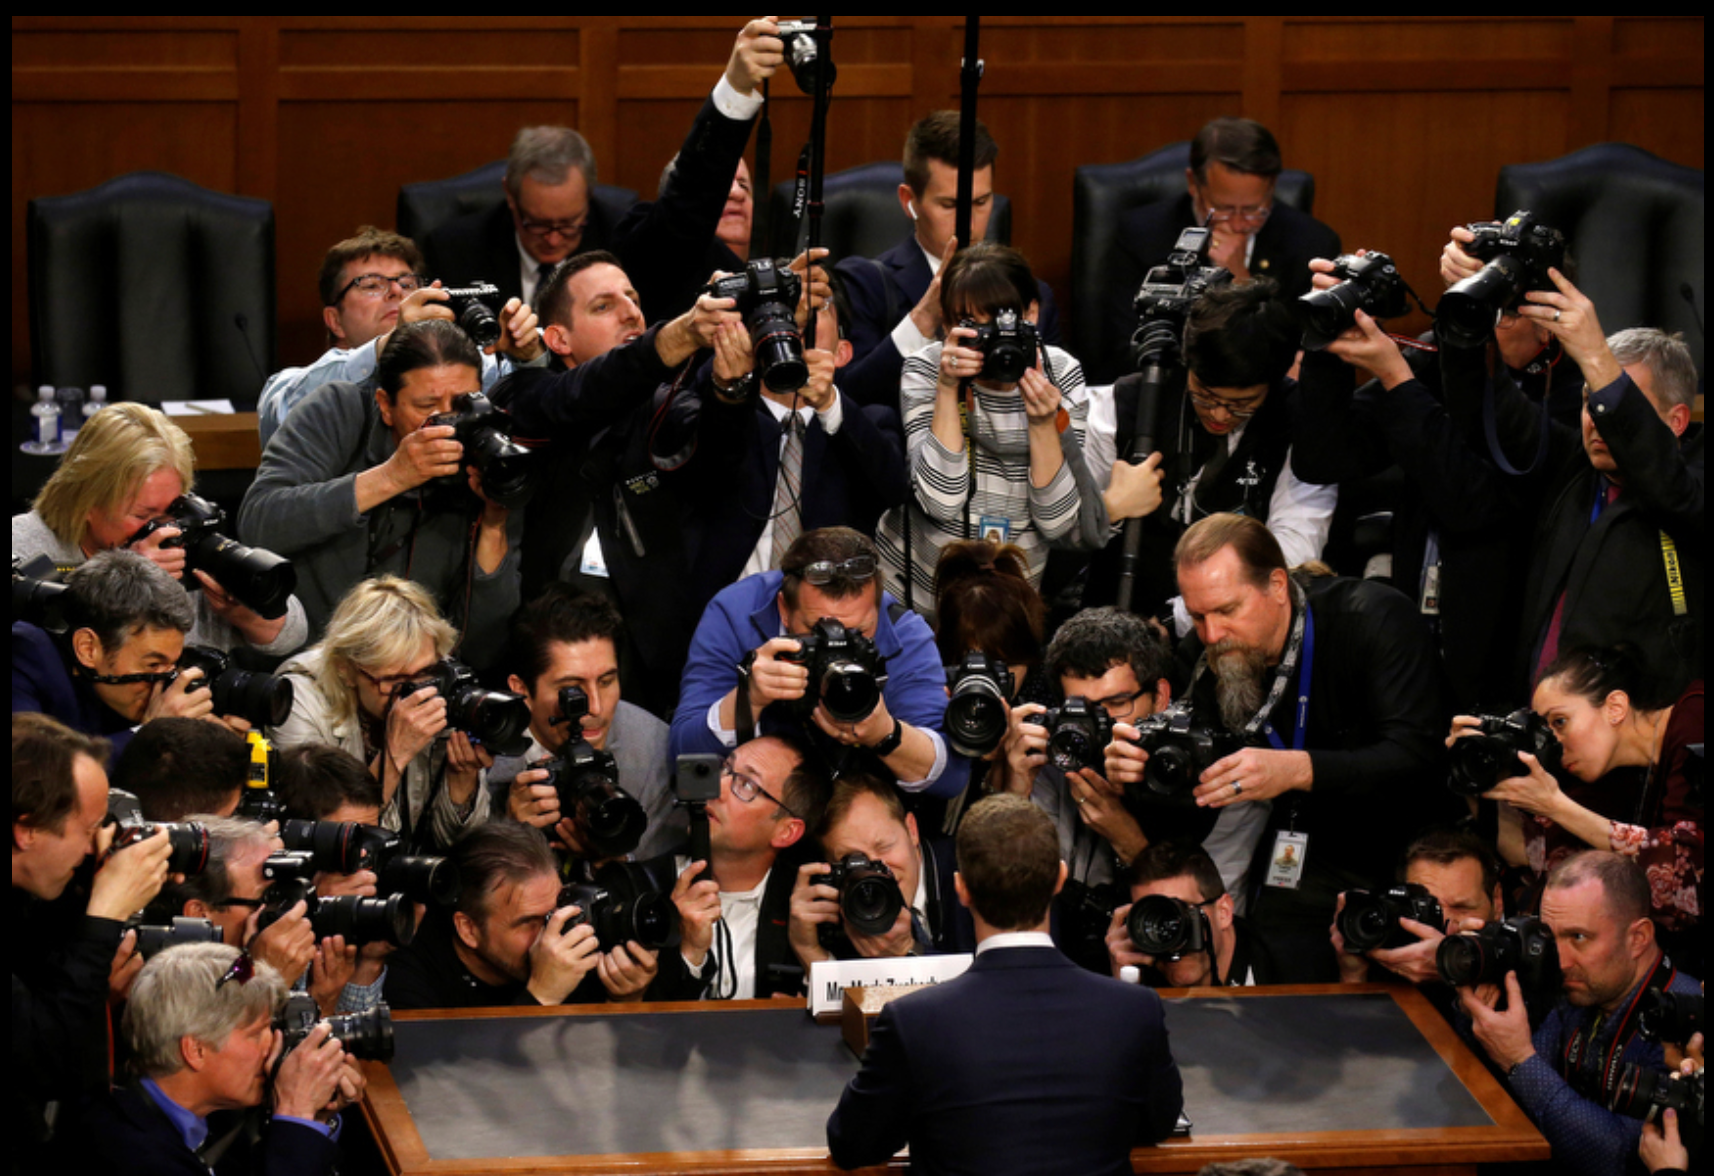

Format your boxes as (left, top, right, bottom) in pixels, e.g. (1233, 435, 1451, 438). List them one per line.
(256, 855, 416, 948)
(555, 862, 680, 952)
(959, 309, 1040, 384)
(12, 554, 69, 631)
(1025, 697, 1114, 776)
(423, 391, 538, 509)
(822, 853, 906, 938)
(1296, 251, 1410, 351)
(175, 645, 295, 728)
(399, 658, 532, 756)
(1336, 883, 1446, 953)
(535, 685, 647, 860)
(277, 991, 396, 1064)
(126, 493, 296, 620)
(707, 259, 807, 393)
(1609, 1063, 1704, 1150)
(1126, 701, 1249, 803)
(944, 652, 1015, 758)
(1435, 914, 1560, 995)
(1127, 894, 1211, 961)
(1638, 989, 1704, 1044)
(107, 788, 210, 876)
(1437, 211, 1567, 349)
(1130, 226, 1232, 369)
(777, 619, 888, 725)
(1448, 708, 1561, 797)
(441, 282, 503, 349)
(278, 819, 459, 906)
(128, 915, 223, 959)
(775, 19, 835, 93)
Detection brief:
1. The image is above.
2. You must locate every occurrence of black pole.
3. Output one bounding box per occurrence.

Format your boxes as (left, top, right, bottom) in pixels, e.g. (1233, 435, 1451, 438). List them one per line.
(1114, 323, 1174, 613)
(803, 15, 834, 344)
(751, 79, 772, 258)
(954, 17, 983, 253)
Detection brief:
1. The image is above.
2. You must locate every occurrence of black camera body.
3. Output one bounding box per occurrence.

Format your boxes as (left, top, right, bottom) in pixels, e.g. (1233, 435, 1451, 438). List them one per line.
(778, 619, 888, 725)
(13, 553, 70, 631)
(536, 686, 647, 860)
(176, 644, 295, 728)
(1130, 226, 1233, 368)
(423, 391, 538, 509)
(255, 866, 416, 948)
(944, 652, 1015, 758)
(823, 853, 905, 938)
(129, 915, 223, 959)
(1609, 1062, 1704, 1148)
(1337, 883, 1446, 953)
(775, 20, 835, 94)
(1448, 708, 1561, 797)
(400, 658, 532, 756)
(1025, 697, 1115, 776)
(1127, 701, 1248, 804)
(277, 991, 396, 1063)
(278, 820, 459, 906)
(708, 259, 807, 393)
(107, 789, 210, 876)
(557, 863, 680, 952)
(1638, 989, 1704, 1044)
(1436, 914, 1560, 994)
(1126, 894, 1210, 961)
(960, 309, 1040, 385)
(127, 493, 296, 620)
(441, 282, 503, 349)
(1438, 211, 1567, 349)
(1296, 251, 1410, 350)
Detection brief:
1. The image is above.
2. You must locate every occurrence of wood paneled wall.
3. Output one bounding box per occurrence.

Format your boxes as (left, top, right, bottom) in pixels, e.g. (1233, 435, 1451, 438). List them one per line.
(12, 15, 1704, 388)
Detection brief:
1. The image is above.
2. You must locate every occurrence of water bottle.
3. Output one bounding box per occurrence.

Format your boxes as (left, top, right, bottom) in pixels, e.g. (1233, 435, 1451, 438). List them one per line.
(83, 384, 109, 426)
(55, 386, 85, 439)
(23, 385, 66, 455)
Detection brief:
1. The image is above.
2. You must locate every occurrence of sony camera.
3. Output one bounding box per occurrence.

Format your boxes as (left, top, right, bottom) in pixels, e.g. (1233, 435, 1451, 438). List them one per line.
(129, 915, 223, 959)
(175, 645, 294, 728)
(127, 492, 296, 620)
(534, 685, 647, 860)
(1296, 251, 1410, 350)
(1025, 697, 1114, 776)
(12, 554, 69, 631)
(556, 862, 680, 952)
(1436, 914, 1560, 994)
(1126, 702, 1249, 804)
(423, 391, 538, 509)
(1130, 226, 1233, 370)
(1437, 211, 1567, 349)
(823, 853, 906, 938)
(255, 861, 417, 949)
(943, 652, 1015, 758)
(1447, 708, 1561, 797)
(778, 618, 888, 725)
(441, 282, 503, 349)
(277, 991, 396, 1064)
(960, 309, 1040, 384)
(107, 789, 210, 876)
(1127, 894, 1211, 961)
(775, 19, 835, 93)
(278, 819, 459, 906)
(1336, 883, 1446, 953)
(1638, 989, 1704, 1044)
(707, 258, 807, 393)
(399, 658, 532, 756)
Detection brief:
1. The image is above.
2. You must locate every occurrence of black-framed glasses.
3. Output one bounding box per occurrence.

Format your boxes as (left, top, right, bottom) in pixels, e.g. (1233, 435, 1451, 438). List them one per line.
(515, 211, 589, 240)
(1186, 376, 1267, 422)
(784, 555, 877, 586)
(721, 754, 800, 819)
(82, 667, 179, 687)
(1085, 688, 1150, 720)
(331, 272, 425, 304)
(353, 663, 437, 697)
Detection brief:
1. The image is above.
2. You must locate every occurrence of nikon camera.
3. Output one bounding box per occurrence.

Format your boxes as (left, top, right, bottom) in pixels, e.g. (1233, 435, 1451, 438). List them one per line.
(176, 645, 294, 729)
(399, 658, 532, 756)
(556, 863, 680, 952)
(422, 391, 538, 509)
(1437, 211, 1567, 349)
(534, 685, 647, 860)
(1127, 701, 1249, 803)
(960, 309, 1040, 384)
(126, 493, 296, 620)
(1337, 883, 1446, 953)
(1296, 251, 1410, 350)
(1448, 709, 1561, 797)
(823, 853, 905, 938)
(778, 619, 888, 725)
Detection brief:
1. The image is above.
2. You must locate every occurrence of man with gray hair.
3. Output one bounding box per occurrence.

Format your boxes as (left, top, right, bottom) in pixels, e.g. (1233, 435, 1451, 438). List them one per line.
(64, 942, 361, 1174)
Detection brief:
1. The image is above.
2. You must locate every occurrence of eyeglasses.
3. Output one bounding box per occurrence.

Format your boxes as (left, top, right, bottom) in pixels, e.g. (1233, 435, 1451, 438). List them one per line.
(721, 755, 800, 819)
(331, 272, 425, 304)
(1203, 202, 1272, 225)
(1187, 378, 1267, 422)
(515, 211, 589, 240)
(1085, 688, 1150, 720)
(784, 555, 877, 586)
(215, 949, 256, 991)
(83, 668, 179, 687)
(354, 663, 437, 696)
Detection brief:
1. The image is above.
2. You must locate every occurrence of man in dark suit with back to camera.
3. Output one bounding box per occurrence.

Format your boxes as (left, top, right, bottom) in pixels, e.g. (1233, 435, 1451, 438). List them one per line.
(827, 793, 1184, 1176)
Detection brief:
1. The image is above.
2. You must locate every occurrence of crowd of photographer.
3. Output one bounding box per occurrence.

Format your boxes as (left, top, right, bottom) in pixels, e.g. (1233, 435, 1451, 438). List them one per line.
(10, 15, 1705, 1176)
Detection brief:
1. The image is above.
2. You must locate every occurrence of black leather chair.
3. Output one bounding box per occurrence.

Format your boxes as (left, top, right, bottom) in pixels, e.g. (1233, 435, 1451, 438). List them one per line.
(1070, 142, 1317, 375)
(27, 171, 276, 406)
(1496, 143, 1704, 375)
(762, 160, 1012, 262)
(396, 159, 640, 248)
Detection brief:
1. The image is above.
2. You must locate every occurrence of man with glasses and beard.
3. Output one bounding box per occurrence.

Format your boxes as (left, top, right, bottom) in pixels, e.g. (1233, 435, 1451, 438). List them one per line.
(1106, 513, 1450, 982)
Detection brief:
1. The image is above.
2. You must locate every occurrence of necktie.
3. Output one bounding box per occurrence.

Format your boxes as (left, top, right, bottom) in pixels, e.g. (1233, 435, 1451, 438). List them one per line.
(770, 413, 805, 567)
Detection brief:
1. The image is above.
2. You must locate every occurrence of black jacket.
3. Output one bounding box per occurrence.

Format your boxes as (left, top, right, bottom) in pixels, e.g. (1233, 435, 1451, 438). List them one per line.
(384, 905, 606, 1011)
(59, 1081, 337, 1176)
(642, 843, 812, 1001)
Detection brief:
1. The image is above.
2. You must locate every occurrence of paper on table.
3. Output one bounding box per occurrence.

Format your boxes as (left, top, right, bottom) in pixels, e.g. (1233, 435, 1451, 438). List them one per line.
(161, 399, 237, 415)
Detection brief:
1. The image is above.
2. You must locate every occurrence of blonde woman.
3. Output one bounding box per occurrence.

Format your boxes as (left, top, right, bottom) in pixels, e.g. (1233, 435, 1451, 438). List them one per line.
(271, 576, 489, 850)
(14, 401, 307, 656)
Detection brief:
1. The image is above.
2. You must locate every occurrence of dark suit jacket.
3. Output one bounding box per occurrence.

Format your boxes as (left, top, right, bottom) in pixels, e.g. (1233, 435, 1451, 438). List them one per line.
(836, 235, 1063, 408)
(827, 943, 1183, 1175)
(1095, 192, 1341, 383)
(423, 199, 614, 310)
(61, 1083, 338, 1176)
(11, 621, 137, 762)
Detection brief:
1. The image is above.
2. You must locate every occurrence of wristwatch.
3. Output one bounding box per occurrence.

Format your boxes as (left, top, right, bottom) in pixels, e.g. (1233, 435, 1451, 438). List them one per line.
(867, 717, 905, 757)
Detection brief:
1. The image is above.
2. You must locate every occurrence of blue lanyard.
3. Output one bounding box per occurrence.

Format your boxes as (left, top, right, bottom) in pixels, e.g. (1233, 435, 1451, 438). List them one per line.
(1262, 606, 1314, 752)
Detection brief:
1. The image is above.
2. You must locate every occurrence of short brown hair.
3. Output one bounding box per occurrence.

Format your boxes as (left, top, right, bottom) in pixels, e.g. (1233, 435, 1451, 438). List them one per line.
(12, 714, 109, 833)
(534, 250, 627, 330)
(1126, 840, 1225, 903)
(1546, 850, 1652, 926)
(1189, 117, 1282, 182)
(938, 241, 1036, 325)
(317, 226, 423, 308)
(955, 794, 1059, 930)
(1402, 827, 1502, 897)
(903, 110, 997, 195)
(816, 771, 907, 847)
(780, 527, 881, 612)
(452, 820, 559, 924)
(1174, 513, 1285, 591)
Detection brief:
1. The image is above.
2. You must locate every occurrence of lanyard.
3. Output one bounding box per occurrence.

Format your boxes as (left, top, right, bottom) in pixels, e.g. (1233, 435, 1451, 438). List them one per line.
(1260, 605, 1313, 752)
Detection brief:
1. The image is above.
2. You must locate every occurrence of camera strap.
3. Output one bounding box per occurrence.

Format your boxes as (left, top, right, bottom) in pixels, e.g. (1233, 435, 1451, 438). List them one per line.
(1559, 953, 1677, 1105)
(1481, 345, 1562, 477)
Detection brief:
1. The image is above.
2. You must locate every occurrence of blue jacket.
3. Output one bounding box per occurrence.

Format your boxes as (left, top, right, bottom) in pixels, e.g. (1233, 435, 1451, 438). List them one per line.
(669, 570, 968, 798)
(11, 621, 137, 761)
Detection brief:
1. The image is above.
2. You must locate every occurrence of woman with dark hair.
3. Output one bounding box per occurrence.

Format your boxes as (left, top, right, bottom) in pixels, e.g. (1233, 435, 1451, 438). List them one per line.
(933, 539, 1046, 697)
(1450, 646, 1702, 958)
(876, 243, 1107, 622)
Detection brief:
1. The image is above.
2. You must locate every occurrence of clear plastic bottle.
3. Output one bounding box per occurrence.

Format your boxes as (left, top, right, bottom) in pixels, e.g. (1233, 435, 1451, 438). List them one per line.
(83, 384, 109, 425)
(22, 385, 66, 455)
(56, 386, 85, 438)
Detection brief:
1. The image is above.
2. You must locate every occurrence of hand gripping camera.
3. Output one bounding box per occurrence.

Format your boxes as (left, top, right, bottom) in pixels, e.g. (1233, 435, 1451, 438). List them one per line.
(441, 282, 504, 349)
(1295, 251, 1411, 351)
(960, 309, 1040, 385)
(1435, 914, 1560, 997)
(535, 685, 647, 860)
(1126, 894, 1211, 961)
(1437, 211, 1567, 349)
(555, 862, 681, 952)
(823, 853, 906, 938)
(1125, 701, 1249, 803)
(943, 652, 1015, 758)
(398, 658, 533, 756)
(278, 819, 459, 906)
(422, 391, 539, 510)
(126, 493, 296, 620)
(1024, 697, 1114, 776)
(255, 853, 416, 949)
(277, 991, 396, 1064)
(778, 619, 888, 725)
(1447, 708, 1561, 797)
(106, 788, 210, 876)
(707, 259, 808, 393)
(1336, 883, 1446, 953)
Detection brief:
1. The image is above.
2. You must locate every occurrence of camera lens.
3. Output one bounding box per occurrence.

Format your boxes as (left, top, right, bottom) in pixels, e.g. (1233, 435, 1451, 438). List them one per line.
(456, 301, 500, 349)
(1337, 894, 1394, 954)
(187, 533, 296, 621)
(324, 1005, 396, 1063)
(750, 303, 809, 393)
(447, 686, 532, 757)
(378, 854, 460, 907)
(313, 893, 416, 948)
(569, 774, 648, 861)
(1127, 895, 1201, 960)
(820, 661, 881, 725)
(1145, 744, 1199, 796)
(134, 916, 223, 959)
(1435, 932, 1495, 987)
(946, 688, 1008, 758)
(1438, 256, 1528, 349)
(1047, 726, 1094, 773)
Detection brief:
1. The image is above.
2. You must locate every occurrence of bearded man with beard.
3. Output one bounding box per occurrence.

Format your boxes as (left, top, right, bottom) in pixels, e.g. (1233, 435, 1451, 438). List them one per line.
(1110, 512, 1453, 982)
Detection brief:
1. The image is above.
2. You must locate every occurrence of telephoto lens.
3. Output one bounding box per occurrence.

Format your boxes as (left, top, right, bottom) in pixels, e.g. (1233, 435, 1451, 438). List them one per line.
(558, 863, 681, 952)
(131, 916, 223, 959)
(278, 991, 397, 1063)
(112, 820, 211, 877)
(402, 659, 532, 756)
(176, 645, 294, 728)
(312, 893, 417, 949)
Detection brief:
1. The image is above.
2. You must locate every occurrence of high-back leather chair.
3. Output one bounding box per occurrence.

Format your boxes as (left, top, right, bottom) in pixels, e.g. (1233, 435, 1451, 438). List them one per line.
(763, 160, 1012, 262)
(27, 171, 276, 406)
(397, 160, 639, 248)
(1496, 143, 1704, 374)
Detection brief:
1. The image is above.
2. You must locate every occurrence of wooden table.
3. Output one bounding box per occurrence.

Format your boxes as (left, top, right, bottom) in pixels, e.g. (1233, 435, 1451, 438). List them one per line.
(359, 985, 1549, 1175)
(173, 411, 261, 470)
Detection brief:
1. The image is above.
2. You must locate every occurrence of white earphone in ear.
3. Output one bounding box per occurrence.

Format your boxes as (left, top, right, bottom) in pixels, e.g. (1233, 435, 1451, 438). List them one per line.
(907, 199, 918, 221)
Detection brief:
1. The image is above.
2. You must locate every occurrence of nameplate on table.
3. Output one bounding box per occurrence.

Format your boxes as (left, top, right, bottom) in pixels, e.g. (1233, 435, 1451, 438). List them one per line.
(808, 953, 972, 1018)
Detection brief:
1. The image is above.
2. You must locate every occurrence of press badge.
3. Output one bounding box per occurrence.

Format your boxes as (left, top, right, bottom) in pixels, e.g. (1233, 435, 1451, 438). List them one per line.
(1264, 831, 1309, 889)
(978, 516, 1011, 545)
(579, 531, 610, 579)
